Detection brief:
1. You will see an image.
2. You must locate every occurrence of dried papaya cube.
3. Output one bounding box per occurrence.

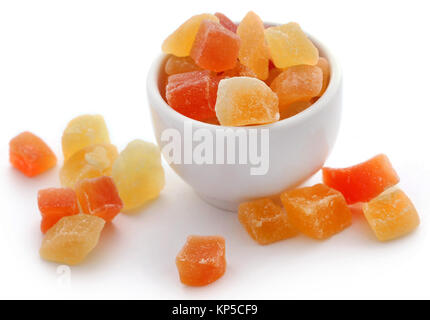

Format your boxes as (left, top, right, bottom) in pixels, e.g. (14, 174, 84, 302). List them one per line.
(281, 184, 352, 240)
(60, 144, 118, 189)
(190, 20, 240, 72)
(38, 188, 80, 233)
(215, 77, 279, 126)
(162, 14, 219, 57)
(238, 198, 298, 245)
(265, 23, 319, 69)
(166, 70, 219, 121)
(237, 11, 270, 80)
(176, 235, 226, 287)
(62, 114, 110, 161)
(221, 61, 257, 78)
(280, 101, 313, 120)
(76, 176, 123, 222)
(40, 214, 105, 265)
(270, 65, 323, 110)
(214, 12, 237, 33)
(317, 57, 330, 96)
(363, 188, 420, 241)
(112, 140, 165, 211)
(164, 56, 201, 75)
(322, 154, 400, 205)
(9, 132, 57, 177)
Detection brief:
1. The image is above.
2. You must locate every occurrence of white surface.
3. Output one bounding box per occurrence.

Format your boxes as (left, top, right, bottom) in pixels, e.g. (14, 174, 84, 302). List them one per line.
(0, 0, 429, 300)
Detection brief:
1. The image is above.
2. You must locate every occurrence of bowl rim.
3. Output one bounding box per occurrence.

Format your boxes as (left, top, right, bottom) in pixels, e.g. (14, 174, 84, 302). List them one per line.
(147, 33, 342, 132)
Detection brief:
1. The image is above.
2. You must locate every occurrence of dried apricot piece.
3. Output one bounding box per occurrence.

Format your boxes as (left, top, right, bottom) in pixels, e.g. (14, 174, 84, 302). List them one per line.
(40, 214, 105, 265)
(238, 198, 298, 245)
(281, 184, 352, 240)
(165, 56, 201, 75)
(62, 115, 110, 161)
(322, 154, 400, 204)
(162, 14, 219, 57)
(363, 188, 420, 241)
(76, 176, 123, 222)
(9, 132, 57, 177)
(176, 235, 226, 287)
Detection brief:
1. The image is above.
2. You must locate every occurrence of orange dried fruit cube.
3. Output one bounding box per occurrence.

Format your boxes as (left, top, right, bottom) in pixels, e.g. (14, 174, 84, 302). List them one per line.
(363, 188, 420, 241)
(281, 184, 352, 240)
(176, 235, 226, 287)
(166, 70, 219, 121)
(214, 12, 237, 33)
(9, 132, 57, 177)
(322, 154, 400, 205)
(62, 114, 110, 161)
(40, 214, 105, 265)
(164, 56, 201, 75)
(265, 23, 319, 69)
(60, 144, 118, 188)
(190, 20, 240, 72)
(270, 65, 323, 110)
(76, 176, 123, 222)
(238, 198, 298, 245)
(215, 77, 279, 126)
(237, 11, 270, 80)
(317, 57, 330, 96)
(162, 14, 219, 57)
(38, 188, 80, 233)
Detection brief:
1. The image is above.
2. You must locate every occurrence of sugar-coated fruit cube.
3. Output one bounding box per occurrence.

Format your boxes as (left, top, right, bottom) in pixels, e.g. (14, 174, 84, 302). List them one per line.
(176, 235, 226, 287)
(164, 56, 201, 75)
(270, 65, 323, 110)
(215, 77, 279, 126)
(280, 101, 313, 120)
(322, 154, 400, 205)
(221, 62, 257, 78)
(60, 144, 118, 189)
(40, 214, 105, 265)
(238, 198, 298, 245)
(76, 176, 123, 222)
(38, 188, 80, 233)
(265, 23, 319, 69)
(62, 115, 110, 161)
(363, 188, 420, 241)
(162, 14, 219, 57)
(317, 57, 330, 96)
(214, 12, 237, 33)
(112, 140, 165, 211)
(166, 70, 219, 121)
(190, 20, 240, 72)
(9, 132, 57, 177)
(281, 184, 352, 240)
(237, 11, 270, 80)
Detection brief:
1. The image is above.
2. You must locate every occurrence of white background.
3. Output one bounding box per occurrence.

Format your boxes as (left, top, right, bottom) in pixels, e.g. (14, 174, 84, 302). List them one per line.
(0, 0, 429, 300)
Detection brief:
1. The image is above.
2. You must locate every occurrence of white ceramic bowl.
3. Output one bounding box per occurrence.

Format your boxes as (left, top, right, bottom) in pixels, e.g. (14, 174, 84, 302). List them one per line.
(147, 35, 342, 212)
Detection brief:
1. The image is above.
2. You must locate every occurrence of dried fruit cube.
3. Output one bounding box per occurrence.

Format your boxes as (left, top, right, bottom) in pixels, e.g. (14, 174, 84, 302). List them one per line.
(237, 11, 270, 80)
(214, 12, 237, 33)
(166, 70, 219, 121)
(164, 56, 201, 75)
(238, 198, 298, 245)
(363, 188, 420, 241)
(9, 132, 57, 177)
(76, 176, 123, 222)
(281, 184, 352, 240)
(190, 20, 240, 72)
(60, 144, 118, 188)
(265, 23, 319, 69)
(317, 57, 330, 96)
(40, 214, 105, 265)
(162, 14, 219, 57)
(221, 62, 257, 78)
(270, 65, 323, 110)
(176, 235, 226, 286)
(112, 140, 165, 211)
(215, 77, 279, 126)
(322, 154, 400, 204)
(38, 188, 80, 233)
(62, 114, 110, 161)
